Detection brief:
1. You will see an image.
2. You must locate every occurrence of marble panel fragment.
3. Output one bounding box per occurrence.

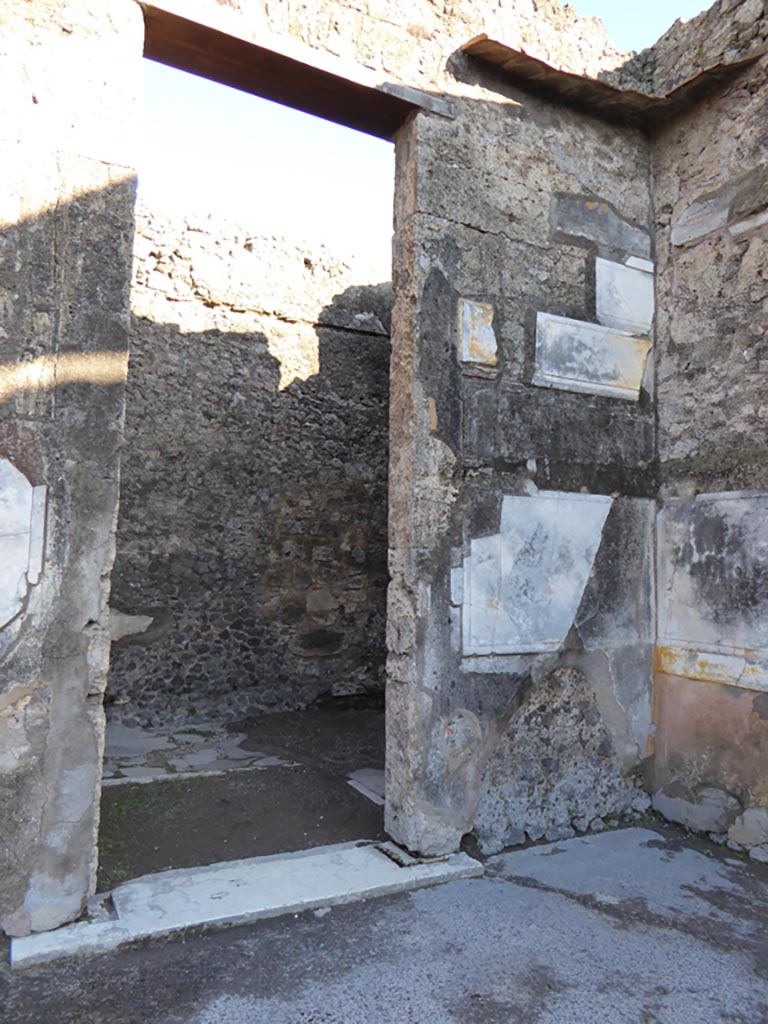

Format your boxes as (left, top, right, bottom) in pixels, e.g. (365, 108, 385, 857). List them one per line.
(625, 256, 654, 273)
(0, 460, 46, 629)
(458, 299, 497, 366)
(533, 312, 651, 401)
(595, 257, 654, 335)
(462, 491, 612, 655)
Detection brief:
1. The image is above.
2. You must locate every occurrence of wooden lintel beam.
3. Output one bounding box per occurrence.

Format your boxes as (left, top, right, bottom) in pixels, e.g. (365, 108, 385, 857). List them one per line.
(141, 6, 418, 141)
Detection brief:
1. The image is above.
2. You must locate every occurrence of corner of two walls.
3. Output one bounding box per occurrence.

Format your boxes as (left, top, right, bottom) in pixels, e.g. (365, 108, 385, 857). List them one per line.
(387, 16, 768, 861)
(650, 50, 768, 857)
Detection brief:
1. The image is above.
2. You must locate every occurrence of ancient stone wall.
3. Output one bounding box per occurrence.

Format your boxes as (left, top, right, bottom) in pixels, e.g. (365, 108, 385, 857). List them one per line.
(148, 0, 632, 92)
(3, 0, 767, 938)
(0, 0, 642, 938)
(615, 0, 768, 95)
(0, 0, 143, 936)
(386, 65, 656, 856)
(107, 207, 391, 725)
(650, 47, 768, 856)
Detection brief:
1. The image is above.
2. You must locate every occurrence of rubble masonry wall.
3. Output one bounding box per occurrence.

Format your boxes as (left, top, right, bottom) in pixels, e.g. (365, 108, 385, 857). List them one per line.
(107, 207, 391, 725)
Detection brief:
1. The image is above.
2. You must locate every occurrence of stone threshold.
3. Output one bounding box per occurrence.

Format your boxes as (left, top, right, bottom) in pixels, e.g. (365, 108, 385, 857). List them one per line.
(10, 841, 483, 969)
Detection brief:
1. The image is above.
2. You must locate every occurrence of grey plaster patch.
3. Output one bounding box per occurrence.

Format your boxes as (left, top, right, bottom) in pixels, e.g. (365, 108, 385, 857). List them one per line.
(657, 491, 768, 677)
(460, 491, 612, 655)
(533, 312, 652, 401)
(109, 609, 153, 642)
(553, 194, 651, 257)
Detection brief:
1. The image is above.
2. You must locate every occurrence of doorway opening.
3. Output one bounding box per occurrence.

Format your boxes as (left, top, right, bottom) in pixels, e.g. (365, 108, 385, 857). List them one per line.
(98, 44, 397, 888)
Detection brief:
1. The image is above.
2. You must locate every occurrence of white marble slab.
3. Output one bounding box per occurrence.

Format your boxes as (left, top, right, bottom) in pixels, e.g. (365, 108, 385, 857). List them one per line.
(625, 256, 654, 273)
(0, 460, 33, 536)
(0, 534, 31, 629)
(533, 312, 651, 401)
(347, 768, 386, 806)
(458, 298, 497, 366)
(0, 460, 45, 629)
(11, 842, 482, 968)
(462, 491, 612, 655)
(450, 565, 464, 605)
(596, 257, 654, 335)
(27, 486, 47, 585)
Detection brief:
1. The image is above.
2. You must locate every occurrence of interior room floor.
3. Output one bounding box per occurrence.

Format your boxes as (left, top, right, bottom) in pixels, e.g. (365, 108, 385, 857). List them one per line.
(98, 701, 386, 891)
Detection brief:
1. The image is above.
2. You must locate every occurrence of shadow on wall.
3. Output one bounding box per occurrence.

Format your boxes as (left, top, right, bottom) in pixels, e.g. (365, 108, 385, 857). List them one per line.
(0, 174, 390, 932)
(106, 280, 392, 727)
(0, 174, 137, 936)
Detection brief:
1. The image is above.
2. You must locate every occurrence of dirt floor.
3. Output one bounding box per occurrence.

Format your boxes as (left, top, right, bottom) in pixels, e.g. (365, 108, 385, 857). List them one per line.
(98, 700, 386, 891)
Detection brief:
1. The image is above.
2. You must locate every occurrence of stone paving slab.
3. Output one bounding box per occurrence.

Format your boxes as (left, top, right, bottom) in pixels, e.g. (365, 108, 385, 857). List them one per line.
(6, 827, 768, 1024)
(10, 842, 482, 969)
(102, 721, 298, 786)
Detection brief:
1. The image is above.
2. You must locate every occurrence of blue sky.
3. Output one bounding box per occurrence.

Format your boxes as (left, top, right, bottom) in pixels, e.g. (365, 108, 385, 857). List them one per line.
(138, 2, 710, 270)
